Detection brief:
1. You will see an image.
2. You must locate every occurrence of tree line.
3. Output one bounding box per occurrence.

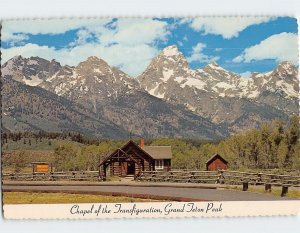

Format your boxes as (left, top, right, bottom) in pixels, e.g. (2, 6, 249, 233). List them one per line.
(3, 116, 299, 172)
(2, 131, 101, 145)
(53, 116, 299, 171)
(155, 116, 299, 170)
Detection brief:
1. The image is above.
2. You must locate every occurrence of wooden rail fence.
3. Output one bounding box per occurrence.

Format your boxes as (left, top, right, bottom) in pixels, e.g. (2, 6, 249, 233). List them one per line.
(2, 171, 100, 181)
(3, 170, 300, 196)
(137, 170, 300, 186)
(137, 170, 300, 196)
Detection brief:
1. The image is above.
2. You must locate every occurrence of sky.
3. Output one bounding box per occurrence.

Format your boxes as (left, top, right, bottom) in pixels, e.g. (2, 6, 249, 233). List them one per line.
(1, 17, 298, 77)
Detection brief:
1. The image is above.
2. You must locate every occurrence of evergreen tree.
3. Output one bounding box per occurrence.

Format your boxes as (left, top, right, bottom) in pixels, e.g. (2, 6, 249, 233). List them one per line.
(284, 116, 300, 167)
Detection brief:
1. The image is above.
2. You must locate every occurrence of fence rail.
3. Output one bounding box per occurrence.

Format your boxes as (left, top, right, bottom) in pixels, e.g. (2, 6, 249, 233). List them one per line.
(3, 170, 300, 188)
(137, 170, 300, 188)
(2, 171, 100, 181)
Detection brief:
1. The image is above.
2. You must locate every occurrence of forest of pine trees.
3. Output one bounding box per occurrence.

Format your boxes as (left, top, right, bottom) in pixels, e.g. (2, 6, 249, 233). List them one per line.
(179, 116, 300, 170)
(2, 116, 300, 172)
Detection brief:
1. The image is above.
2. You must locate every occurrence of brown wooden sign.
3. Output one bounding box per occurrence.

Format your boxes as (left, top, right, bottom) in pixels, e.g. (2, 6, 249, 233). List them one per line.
(35, 164, 50, 173)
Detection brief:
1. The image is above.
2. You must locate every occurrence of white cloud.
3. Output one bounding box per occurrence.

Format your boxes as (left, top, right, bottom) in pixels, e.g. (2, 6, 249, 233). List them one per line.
(184, 17, 273, 39)
(68, 18, 169, 47)
(2, 43, 160, 76)
(104, 18, 169, 45)
(2, 18, 169, 76)
(3, 33, 29, 46)
(233, 32, 298, 65)
(187, 42, 219, 63)
(2, 19, 111, 40)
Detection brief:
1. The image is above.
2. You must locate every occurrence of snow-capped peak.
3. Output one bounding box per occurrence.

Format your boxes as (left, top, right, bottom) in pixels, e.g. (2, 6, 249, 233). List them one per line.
(86, 56, 102, 62)
(161, 45, 181, 57)
(277, 61, 295, 69)
(204, 61, 226, 72)
(208, 61, 219, 67)
(271, 61, 298, 78)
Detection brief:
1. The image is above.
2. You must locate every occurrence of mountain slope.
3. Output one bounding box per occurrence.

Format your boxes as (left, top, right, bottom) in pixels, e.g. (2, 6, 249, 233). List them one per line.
(1, 76, 130, 138)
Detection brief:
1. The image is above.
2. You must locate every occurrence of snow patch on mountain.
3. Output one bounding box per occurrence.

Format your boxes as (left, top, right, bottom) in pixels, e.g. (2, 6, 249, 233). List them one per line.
(180, 78, 207, 90)
(148, 85, 165, 98)
(162, 68, 174, 82)
(24, 76, 44, 86)
(276, 80, 298, 97)
(174, 76, 185, 83)
(214, 82, 234, 90)
(93, 68, 103, 74)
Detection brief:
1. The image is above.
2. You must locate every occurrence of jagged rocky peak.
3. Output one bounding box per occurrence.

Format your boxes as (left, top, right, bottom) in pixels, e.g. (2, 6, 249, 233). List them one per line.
(10, 55, 24, 62)
(137, 45, 193, 94)
(78, 56, 109, 67)
(1, 55, 63, 86)
(277, 61, 296, 69)
(2, 55, 26, 71)
(156, 45, 189, 66)
(86, 55, 105, 62)
(272, 61, 298, 78)
(76, 56, 113, 76)
(49, 59, 62, 75)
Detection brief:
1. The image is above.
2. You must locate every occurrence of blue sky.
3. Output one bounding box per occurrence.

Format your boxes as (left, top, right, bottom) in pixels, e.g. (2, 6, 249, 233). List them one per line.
(1, 17, 298, 76)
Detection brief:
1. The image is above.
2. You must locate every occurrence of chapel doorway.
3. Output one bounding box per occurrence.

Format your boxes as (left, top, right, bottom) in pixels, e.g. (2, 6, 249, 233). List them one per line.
(127, 161, 135, 175)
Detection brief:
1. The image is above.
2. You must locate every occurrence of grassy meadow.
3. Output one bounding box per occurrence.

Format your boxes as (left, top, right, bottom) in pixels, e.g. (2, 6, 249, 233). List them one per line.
(3, 192, 157, 204)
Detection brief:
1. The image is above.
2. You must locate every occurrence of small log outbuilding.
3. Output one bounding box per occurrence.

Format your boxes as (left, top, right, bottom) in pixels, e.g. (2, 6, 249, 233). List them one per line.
(98, 139, 172, 180)
(206, 154, 228, 171)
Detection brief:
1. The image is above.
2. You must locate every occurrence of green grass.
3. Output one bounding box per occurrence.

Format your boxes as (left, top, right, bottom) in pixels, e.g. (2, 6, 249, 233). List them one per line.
(3, 192, 156, 204)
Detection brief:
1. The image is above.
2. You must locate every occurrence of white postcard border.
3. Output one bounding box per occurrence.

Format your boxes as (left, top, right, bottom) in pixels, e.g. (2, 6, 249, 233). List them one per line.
(3, 201, 300, 219)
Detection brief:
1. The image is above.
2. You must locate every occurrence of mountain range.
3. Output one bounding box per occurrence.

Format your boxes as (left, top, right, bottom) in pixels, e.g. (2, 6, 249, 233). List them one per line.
(1, 45, 299, 140)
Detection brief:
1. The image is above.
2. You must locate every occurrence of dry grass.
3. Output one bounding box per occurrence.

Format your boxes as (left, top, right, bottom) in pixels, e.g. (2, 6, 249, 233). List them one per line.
(247, 187, 300, 198)
(3, 192, 157, 204)
(224, 185, 300, 198)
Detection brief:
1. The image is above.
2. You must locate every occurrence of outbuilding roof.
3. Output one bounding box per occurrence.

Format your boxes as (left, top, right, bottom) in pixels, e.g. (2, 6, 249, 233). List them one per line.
(142, 146, 172, 159)
(206, 154, 228, 165)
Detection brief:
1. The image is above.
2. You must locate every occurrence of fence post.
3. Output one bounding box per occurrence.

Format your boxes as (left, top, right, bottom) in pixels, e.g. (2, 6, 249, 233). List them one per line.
(216, 170, 221, 184)
(190, 171, 194, 181)
(281, 185, 289, 197)
(220, 170, 225, 184)
(256, 173, 262, 185)
(50, 172, 54, 181)
(243, 180, 249, 191)
(265, 183, 271, 192)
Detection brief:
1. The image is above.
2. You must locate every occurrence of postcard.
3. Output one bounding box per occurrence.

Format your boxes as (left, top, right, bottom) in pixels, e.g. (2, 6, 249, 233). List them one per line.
(1, 17, 300, 219)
